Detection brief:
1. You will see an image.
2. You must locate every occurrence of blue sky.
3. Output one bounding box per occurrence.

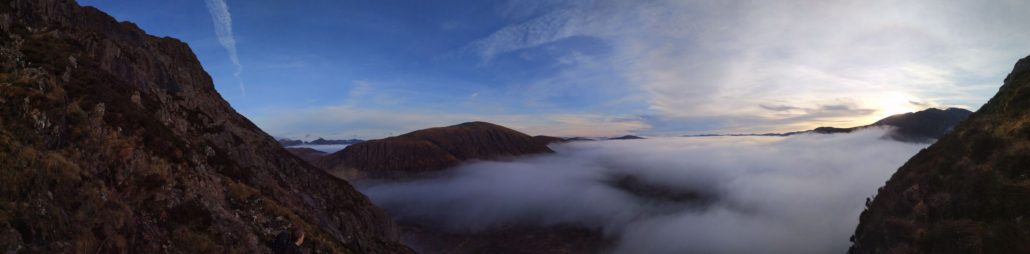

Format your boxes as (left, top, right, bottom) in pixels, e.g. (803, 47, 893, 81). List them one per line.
(79, 0, 1030, 139)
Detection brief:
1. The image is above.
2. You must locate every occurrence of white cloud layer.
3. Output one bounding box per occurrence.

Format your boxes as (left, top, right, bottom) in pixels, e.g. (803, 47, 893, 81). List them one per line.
(469, 0, 1030, 132)
(204, 0, 245, 95)
(359, 128, 929, 253)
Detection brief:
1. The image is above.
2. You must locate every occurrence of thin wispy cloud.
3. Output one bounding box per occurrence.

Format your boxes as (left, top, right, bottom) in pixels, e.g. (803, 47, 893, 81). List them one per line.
(95, 0, 1026, 139)
(204, 0, 245, 95)
(466, 0, 1030, 133)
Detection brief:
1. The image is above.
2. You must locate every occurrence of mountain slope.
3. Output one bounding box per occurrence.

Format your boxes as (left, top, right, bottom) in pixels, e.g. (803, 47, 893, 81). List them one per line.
(316, 122, 553, 179)
(872, 108, 972, 142)
(286, 147, 327, 163)
(0, 0, 409, 253)
(686, 107, 972, 142)
(850, 55, 1030, 253)
(812, 107, 972, 142)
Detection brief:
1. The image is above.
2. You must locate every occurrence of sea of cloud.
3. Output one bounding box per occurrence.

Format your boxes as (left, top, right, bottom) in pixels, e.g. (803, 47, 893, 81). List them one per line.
(358, 127, 929, 253)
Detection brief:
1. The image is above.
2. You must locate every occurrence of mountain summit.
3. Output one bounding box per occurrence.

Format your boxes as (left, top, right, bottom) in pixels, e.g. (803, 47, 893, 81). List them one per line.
(316, 121, 553, 179)
(850, 55, 1030, 253)
(0, 1, 409, 252)
(811, 107, 972, 142)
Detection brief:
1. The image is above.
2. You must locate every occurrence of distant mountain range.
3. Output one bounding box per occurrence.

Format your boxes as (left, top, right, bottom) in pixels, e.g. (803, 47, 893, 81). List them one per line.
(608, 135, 646, 140)
(315, 122, 553, 179)
(685, 107, 973, 142)
(276, 137, 364, 146)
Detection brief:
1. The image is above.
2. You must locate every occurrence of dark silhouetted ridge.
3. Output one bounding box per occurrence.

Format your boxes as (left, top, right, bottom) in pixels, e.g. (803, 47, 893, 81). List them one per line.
(0, 1, 410, 252)
(316, 122, 553, 179)
(689, 107, 972, 142)
(809, 107, 972, 142)
(608, 135, 645, 140)
(850, 55, 1030, 253)
(533, 135, 566, 145)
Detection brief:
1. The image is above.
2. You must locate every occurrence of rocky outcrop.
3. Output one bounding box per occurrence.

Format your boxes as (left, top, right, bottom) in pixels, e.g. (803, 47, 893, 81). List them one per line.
(0, 0, 409, 253)
(850, 55, 1030, 253)
(316, 122, 553, 179)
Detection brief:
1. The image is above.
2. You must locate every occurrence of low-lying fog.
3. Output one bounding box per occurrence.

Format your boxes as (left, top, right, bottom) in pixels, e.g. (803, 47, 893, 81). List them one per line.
(359, 128, 929, 253)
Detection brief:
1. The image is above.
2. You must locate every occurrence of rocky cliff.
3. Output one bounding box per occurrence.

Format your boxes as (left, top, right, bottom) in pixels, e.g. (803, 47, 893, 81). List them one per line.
(850, 55, 1030, 253)
(316, 122, 553, 179)
(0, 0, 409, 253)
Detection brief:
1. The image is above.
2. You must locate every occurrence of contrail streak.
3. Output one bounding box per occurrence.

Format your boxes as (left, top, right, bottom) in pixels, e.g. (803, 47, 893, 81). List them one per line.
(204, 0, 245, 95)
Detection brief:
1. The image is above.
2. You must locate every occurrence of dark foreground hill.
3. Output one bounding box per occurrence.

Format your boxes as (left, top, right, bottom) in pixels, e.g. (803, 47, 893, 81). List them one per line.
(850, 55, 1030, 253)
(0, 0, 409, 253)
(316, 122, 553, 179)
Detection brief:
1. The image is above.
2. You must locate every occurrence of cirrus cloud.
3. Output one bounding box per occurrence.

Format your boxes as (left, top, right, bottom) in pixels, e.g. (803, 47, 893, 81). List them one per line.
(467, 0, 1029, 133)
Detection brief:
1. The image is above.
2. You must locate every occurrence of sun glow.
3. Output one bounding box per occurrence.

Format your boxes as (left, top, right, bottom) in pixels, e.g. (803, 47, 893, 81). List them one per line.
(870, 92, 922, 122)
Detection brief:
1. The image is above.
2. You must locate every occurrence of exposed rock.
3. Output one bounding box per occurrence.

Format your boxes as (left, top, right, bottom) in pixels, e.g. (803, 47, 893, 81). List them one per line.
(850, 55, 1030, 253)
(316, 121, 553, 179)
(0, 0, 410, 253)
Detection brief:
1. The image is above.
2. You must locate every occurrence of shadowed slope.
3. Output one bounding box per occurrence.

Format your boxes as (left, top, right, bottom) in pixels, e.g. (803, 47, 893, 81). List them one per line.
(850, 55, 1030, 253)
(0, 0, 410, 252)
(316, 122, 553, 179)
(813, 107, 972, 142)
(286, 147, 327, 163)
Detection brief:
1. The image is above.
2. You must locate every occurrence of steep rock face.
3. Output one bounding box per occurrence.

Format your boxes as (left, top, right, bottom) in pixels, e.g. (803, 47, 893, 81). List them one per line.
(0, 0, 409, 253)
(850, 55, 1030, 253)
(316, 122, 553, 179)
